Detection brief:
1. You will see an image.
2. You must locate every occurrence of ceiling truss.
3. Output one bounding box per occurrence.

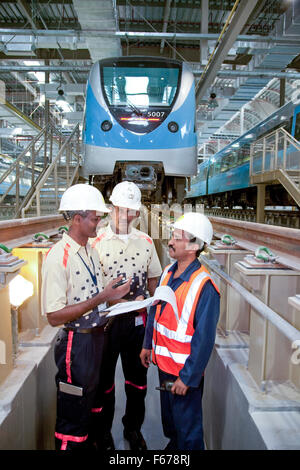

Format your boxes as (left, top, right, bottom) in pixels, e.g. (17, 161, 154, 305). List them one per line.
(0, 0, 299, 150)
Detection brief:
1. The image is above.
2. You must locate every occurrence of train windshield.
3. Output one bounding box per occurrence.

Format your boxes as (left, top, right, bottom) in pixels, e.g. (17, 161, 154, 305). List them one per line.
(100, 59, 181, 133)
(102, 65, 179, 107)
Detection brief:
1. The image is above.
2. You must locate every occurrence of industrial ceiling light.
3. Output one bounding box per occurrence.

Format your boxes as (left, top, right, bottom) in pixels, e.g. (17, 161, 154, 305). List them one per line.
(56, 88, 66, 107)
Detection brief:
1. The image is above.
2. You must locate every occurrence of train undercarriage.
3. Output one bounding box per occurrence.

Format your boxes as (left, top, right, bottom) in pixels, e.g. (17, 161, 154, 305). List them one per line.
(88, 161, 187, 205)
(185, 183, 300, 228)
(187, 183, 298, 210)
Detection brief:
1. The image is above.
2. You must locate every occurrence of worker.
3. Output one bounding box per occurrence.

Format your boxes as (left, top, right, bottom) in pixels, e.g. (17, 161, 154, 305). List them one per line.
(91, 181, 162, 452)
(140, 212, 220, 451)
(41, 184, 131, 451)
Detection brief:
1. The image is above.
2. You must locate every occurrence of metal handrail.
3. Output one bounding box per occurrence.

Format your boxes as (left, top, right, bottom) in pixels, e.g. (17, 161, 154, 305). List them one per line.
(200, 255, 300, 345)
(14, 165, 49, 218)
(250, 126, 300, 176)
(0, 127, 45, 185)
(254, 127, 300, 150)
(21, 123, 80, 218)
(0, 122, 63, 185)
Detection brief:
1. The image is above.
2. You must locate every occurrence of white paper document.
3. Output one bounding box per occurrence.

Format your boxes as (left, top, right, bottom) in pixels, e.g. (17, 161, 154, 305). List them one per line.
(101, 285, 178, 319)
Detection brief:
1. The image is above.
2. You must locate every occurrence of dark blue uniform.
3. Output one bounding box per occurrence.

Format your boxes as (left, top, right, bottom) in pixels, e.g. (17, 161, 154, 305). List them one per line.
(143, 259, 220, 450)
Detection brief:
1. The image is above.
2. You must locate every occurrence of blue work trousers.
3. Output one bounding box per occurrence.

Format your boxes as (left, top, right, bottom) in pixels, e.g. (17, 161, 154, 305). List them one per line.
(158, 370, 205, 451)
(54, 328, 104, 450)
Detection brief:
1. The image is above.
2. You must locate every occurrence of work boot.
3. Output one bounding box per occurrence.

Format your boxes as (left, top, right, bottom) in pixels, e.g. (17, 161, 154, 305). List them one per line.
(123, 429, 147, 451)
(96, 431, 115, 452)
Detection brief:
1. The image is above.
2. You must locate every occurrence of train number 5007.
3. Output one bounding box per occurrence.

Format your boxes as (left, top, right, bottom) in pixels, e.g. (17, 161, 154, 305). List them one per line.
(147, 112, 165, 118)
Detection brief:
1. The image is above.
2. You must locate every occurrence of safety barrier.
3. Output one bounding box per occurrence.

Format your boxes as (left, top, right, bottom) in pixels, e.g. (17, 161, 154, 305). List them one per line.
(201, 255, 300, 390)
(250, 127, 300, 175)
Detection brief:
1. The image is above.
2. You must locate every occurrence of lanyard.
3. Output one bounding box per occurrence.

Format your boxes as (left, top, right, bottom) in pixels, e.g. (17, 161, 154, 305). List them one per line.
(77, 252, 99, 291)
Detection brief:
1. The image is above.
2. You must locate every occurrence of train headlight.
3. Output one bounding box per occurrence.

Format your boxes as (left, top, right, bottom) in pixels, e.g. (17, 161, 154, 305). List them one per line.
(168, 121, 179, 133)
(101, 120, 112, 132)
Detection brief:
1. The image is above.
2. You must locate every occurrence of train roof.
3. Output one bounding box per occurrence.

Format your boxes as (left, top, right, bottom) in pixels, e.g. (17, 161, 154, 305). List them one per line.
(97, 56, 184, 66)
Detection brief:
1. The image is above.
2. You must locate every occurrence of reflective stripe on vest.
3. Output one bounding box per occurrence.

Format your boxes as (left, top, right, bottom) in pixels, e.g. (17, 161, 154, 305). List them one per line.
(152, 263, 219, 376)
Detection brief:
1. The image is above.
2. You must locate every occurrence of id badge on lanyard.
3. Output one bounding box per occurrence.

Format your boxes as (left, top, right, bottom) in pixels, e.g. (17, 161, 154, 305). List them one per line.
(77, 252, 99, 294)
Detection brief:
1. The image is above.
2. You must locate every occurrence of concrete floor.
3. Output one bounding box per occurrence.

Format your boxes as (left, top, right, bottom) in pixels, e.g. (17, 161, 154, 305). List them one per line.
(111, 358, 169, 450)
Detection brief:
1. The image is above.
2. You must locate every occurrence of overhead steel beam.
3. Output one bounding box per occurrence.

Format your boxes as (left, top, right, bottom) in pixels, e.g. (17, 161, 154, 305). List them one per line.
(16, 0, 41, 29)
(195, 0, 261, 102)
(194, 70, 300, 79)
(200, 0, 209, 65)
(160, 0, 172, 54)
(1, 28, 300, 45)
(0, 65, 92, 72)
(0, 66, 299, 81)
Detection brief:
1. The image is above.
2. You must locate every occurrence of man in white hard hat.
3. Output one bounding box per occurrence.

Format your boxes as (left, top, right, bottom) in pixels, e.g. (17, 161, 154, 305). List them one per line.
(91, 181, 162, 451)
(41, 184, 131, 450)
(140, 212, 220, 450)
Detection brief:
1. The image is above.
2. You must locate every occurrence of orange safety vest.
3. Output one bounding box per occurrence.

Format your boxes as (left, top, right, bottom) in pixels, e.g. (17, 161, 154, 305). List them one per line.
(152, 263, 220, 376)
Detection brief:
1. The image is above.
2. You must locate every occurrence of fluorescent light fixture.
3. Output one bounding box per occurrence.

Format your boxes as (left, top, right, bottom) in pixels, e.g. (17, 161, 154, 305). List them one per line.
(23, 60, 45, 83)
(39, 93, 45, 105)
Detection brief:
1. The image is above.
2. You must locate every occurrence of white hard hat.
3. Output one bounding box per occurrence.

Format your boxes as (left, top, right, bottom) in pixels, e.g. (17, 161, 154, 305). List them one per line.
(109, 181, 141, 211)
(59, 184, 111, 213)
(173, 212, 213, 245)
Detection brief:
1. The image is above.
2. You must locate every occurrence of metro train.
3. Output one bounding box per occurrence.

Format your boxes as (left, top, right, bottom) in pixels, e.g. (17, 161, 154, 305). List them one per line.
(187, 99, 300, 209)
(82, 56, 197, 203)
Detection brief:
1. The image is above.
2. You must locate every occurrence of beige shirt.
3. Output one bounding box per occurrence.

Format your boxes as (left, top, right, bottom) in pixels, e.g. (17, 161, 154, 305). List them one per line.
(91, 225, 162, 300)
(41, 233, 106, 322)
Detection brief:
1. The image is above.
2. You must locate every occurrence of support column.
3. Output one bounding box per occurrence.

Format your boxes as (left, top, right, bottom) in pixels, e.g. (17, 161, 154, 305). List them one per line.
(240, 106, 244, 135)
(200, 0, 208, 65)
(279, 79, 285, 108)
(256, 184, 266, 224)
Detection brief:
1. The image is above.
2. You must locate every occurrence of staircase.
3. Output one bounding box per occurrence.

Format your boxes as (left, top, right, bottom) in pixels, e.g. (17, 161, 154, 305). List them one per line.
(24, 163, 80, 218)
(278, 169, 300, 207)
(250, 127, 300, 208)
(21, 124, 81, 218)
(0, 123, 82, 219)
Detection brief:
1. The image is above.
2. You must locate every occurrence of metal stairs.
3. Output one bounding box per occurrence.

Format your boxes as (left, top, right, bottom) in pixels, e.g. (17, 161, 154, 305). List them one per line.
(250, 127, 300, 209)
(278, 170, 300, 208)
(0, 123, 82, 220)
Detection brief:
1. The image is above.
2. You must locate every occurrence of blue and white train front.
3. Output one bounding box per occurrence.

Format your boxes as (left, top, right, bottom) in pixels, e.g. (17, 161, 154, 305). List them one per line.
(82, 57, 197, 201)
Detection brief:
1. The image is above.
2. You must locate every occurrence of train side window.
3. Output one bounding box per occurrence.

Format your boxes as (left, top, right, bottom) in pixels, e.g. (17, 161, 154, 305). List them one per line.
(200, 166, 207, 181)
(213, 161, 221, 176)
(221, 155, 230, 172)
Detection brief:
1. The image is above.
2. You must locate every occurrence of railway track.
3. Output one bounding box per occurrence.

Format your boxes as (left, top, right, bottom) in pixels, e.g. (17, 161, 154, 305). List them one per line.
(1, 211, 299, 271)
(204, 207, 300, 229)
(149, 206, 300, 271)
(0, 214, 65, 249)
